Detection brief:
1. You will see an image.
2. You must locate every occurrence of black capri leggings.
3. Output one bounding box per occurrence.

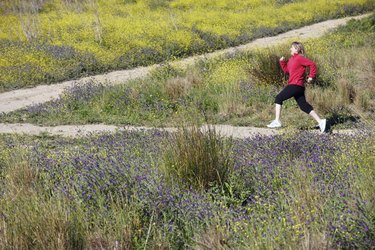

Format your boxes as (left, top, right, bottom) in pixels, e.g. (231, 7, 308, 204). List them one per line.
(275, 84, 313, 114)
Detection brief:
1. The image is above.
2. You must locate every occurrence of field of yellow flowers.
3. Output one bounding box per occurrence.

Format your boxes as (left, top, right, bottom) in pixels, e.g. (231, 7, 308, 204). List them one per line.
(0, 0, 374, 91)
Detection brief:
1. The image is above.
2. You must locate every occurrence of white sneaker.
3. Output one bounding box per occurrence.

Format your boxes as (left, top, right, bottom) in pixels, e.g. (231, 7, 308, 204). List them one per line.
(267, 120, 282, 128)
(319, 119, 326, 133)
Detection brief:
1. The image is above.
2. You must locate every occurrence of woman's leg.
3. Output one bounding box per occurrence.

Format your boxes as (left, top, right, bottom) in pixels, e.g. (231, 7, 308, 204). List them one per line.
(294, 91, 326, 132)
(268, 85, 299, 128)
(273, 85, 299, 121)
(275, 104, 282, 121)
(308, 110, 322, 123)
(294, 91, 321, 121)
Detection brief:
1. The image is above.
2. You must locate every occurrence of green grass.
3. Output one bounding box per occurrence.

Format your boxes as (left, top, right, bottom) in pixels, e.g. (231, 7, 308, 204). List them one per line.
(0, 0, 374, 91)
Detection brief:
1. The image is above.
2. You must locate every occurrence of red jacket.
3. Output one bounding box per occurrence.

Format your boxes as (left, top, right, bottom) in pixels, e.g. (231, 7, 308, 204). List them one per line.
(279, 53, 316, 87)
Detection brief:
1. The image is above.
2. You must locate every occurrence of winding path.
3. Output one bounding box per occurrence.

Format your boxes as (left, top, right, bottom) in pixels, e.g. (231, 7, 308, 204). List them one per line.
(0, 13, 371, 138)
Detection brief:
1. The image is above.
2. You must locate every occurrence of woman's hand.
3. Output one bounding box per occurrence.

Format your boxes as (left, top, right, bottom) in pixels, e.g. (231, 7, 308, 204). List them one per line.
(280, 56, 285, 61)
(307, 77, 313, 83)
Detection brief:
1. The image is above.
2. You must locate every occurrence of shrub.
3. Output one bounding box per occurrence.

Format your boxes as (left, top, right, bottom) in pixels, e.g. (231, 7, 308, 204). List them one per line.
(247, 49, 287, 86)
(163, 123, 234, 190)
(165, 76, 192, 102)
(116, 47, 165, 69)
(147, 0, 171, 9)
(192, 26, 226, 51)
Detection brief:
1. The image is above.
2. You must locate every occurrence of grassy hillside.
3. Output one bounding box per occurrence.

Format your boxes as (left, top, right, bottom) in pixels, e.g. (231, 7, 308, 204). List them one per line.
(0, 0, 374, 92)
(2, 14, 373, 129)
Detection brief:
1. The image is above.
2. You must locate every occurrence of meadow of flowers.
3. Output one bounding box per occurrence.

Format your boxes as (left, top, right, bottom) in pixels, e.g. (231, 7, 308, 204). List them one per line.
(0, 0, 374, 91)
(2, 14, 374, 129)
(0, 127, 374, 248)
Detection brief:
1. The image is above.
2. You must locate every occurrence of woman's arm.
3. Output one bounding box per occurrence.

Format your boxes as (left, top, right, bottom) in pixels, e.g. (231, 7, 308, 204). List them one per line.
(300, 56, 317, 79)
(279, 57, 288, 73)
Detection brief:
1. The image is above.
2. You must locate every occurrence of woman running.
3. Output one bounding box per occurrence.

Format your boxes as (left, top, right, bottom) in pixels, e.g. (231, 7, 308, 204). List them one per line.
(267, 41, 326, 133)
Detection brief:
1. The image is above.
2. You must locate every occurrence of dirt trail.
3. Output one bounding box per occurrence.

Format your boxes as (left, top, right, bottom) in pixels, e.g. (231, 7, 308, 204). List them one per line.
(0, 123, 356, 139)
(0, 13, 370, 138)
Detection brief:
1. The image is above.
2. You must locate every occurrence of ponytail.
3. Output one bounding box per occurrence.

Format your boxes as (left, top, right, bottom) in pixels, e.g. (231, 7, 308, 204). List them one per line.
(291, 41, 305, 55)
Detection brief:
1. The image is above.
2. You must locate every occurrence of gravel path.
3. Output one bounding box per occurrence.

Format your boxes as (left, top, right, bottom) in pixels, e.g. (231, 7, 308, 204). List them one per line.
(0, 13, 370, 138)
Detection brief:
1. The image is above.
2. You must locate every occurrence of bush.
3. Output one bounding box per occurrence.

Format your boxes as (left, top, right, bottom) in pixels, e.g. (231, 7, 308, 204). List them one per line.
(247, 49, 287, 86)
(163, 124, 234, 190)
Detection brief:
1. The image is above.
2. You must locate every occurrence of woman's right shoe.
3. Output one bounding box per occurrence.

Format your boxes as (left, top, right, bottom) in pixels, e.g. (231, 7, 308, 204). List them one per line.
(319, 119, 327, 133)
(267, 120, 282, 128)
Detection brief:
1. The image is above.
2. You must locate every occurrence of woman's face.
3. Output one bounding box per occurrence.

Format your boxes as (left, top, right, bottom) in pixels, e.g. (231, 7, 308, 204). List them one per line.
(290, 45, 298, 55)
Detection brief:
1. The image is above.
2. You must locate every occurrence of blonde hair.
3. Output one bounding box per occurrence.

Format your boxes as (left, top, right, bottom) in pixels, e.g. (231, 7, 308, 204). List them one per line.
(291, 41, 305, 55)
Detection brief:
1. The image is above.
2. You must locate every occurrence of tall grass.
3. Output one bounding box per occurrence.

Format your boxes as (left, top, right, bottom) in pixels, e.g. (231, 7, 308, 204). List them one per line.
(0, 143, 74, 249)
(1, 128, 374, 248)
